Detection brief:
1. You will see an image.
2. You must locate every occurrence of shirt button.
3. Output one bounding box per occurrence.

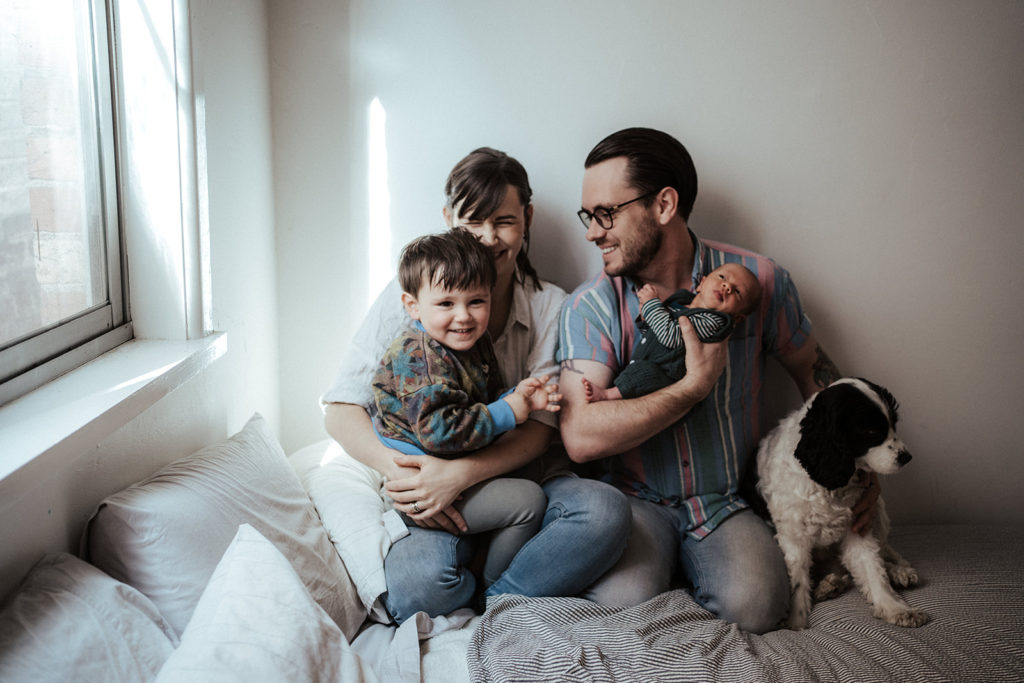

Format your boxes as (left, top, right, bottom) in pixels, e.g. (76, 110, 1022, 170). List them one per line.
(682, 460, 690, 466)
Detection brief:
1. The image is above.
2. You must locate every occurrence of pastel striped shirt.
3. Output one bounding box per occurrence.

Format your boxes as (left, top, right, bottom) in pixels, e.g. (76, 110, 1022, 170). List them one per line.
(557, 231, 813, 539)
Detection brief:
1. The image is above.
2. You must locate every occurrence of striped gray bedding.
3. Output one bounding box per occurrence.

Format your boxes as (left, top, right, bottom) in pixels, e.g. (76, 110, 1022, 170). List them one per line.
(468, 525, 1024, 682)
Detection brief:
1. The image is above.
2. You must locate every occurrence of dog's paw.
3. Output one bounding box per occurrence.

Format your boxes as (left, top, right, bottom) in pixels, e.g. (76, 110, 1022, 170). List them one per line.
(786, 609, 809, 631)
(787, 585, 814, 630)
(813, 572, 851, 601)
(887, 564, 920, 588)
(782, 602, 806, 630)
(875, 606, 930, 628)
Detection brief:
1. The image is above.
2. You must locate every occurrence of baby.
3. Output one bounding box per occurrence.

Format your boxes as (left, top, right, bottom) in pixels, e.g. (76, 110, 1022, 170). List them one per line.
(371, 229, 560, 587)
(584, 262, 762, 402)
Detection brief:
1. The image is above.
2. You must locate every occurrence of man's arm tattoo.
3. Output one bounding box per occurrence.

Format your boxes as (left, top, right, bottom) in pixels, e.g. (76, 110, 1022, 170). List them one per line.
(812, 344, 842, 389)
(561, 359, 585, 375)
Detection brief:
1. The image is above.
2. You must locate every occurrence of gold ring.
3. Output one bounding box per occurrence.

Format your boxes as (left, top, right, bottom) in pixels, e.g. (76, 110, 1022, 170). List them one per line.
(412, 502, 421, 514)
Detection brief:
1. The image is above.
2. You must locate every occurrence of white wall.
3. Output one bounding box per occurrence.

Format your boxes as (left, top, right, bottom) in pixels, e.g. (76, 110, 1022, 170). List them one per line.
(275, 0, 1024, 525)
(96, 0, 280, 513)
(0, 0, 280, 598)
(268, 0, 353, 455)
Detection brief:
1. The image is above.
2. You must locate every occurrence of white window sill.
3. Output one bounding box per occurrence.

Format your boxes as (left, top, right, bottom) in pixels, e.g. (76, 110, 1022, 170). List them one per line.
(0, 333, 227, 497)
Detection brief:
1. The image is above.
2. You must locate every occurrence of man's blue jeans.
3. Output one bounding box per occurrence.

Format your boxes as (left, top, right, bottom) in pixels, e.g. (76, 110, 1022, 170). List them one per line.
(382, 475, 631, 624)
(582, 499, 790, 634)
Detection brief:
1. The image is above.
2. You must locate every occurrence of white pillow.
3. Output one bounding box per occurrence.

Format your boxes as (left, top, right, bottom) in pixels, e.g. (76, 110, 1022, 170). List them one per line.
(84, 414, 364, 640)
(290, 439, 409, 623)
(0, 553, 177, 682)
(156, 524, 379, 683)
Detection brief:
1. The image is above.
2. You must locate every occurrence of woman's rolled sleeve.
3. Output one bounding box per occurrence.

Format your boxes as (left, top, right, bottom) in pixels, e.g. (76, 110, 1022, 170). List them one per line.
(320, 278, 408, 409)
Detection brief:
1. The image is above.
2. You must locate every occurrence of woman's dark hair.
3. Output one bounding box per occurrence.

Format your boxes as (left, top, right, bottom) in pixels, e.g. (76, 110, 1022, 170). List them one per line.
(584, 127, 698, 221)
(444, 147, 542, 290)
(398, 228, 496, 296)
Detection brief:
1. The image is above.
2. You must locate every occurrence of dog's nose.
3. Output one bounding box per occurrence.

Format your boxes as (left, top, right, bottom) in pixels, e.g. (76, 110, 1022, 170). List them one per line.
(897, 450, 912, 466)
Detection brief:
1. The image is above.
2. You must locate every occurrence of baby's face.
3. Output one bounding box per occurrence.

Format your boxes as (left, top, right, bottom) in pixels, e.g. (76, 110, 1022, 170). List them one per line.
(692, 263, 761, 317)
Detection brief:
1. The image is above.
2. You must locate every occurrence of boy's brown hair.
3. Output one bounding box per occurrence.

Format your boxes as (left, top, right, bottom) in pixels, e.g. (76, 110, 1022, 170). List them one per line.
(398, 228, 496, 296)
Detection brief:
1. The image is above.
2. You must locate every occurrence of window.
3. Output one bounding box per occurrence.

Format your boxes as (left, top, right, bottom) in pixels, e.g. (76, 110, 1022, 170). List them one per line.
(0, 0, 130, 406)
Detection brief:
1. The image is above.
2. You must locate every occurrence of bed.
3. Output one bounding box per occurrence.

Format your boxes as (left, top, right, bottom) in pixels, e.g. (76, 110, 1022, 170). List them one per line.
(468, 525, 1024, 682)
(0, 414, 1021, 682)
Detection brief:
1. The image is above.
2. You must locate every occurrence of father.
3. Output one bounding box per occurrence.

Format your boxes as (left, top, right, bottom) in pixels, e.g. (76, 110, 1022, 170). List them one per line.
(557, 127, 871, 633)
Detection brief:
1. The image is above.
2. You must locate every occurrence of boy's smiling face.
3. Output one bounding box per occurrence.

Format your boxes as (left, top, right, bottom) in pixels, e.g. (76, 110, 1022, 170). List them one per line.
(402, 275, 492, 351)
(692, 263, 761, 318)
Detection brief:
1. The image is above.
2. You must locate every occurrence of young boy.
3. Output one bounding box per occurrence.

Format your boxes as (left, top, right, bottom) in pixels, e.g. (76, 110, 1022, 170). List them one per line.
(584, 262, 762, 402)
(371, 229, 560, 588)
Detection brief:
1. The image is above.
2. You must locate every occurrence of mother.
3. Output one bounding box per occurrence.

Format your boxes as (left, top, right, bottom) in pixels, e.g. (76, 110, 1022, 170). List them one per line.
(322, 147, 631, 624)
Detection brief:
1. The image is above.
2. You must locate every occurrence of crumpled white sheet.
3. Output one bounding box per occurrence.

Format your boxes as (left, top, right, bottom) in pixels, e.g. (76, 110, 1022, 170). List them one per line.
(289, 440, 481, 682)
(350, 609, 479, 683)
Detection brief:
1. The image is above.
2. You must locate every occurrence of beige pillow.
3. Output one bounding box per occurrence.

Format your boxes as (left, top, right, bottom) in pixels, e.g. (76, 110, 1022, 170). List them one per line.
(84, 414, 364, 640)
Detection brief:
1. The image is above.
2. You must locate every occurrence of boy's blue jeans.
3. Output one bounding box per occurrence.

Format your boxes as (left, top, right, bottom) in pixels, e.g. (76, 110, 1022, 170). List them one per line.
(382, 475, 631, 624)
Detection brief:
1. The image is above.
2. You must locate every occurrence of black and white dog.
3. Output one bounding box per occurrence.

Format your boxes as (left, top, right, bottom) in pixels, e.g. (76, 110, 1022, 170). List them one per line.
(756, 378, 929, 630)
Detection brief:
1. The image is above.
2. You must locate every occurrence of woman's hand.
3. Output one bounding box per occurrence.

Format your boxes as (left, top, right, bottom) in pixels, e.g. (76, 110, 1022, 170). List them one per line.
(384, 454, 470, 534)
(851, 472, 881, 535)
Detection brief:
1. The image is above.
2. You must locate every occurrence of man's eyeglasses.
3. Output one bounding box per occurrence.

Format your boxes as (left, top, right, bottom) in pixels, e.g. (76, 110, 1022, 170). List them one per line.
(577, 191, 657, 230)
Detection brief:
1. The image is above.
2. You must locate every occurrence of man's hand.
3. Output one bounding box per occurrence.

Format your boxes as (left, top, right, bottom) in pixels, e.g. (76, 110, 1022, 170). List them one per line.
(383, 454, 469, 534)
(851, 471, 881, 535)
(676, 314, 728, 401)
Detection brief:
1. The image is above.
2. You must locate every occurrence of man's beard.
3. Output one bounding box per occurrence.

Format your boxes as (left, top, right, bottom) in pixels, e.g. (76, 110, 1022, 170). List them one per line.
(606, 213, 663, 278)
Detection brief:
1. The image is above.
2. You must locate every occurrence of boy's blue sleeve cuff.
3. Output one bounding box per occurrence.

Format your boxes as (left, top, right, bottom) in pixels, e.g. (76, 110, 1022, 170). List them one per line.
(373, 422, 425, 455)
(487, 398, 517, 435)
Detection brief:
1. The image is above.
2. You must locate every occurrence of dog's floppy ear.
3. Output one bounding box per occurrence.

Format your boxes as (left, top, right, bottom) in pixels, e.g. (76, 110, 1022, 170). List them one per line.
(794, 385, 857, 490)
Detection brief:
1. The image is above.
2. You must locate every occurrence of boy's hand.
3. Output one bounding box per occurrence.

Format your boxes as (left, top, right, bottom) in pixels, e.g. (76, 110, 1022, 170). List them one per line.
(507, 374, 562, 423)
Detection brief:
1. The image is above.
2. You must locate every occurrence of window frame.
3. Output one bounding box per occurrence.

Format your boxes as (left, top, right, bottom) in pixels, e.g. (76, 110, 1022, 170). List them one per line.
(0, 0, 132, 406)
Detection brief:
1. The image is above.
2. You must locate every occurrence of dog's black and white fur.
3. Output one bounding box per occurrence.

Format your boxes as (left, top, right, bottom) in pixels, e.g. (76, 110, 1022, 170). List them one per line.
(756, 377, 929, 630)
